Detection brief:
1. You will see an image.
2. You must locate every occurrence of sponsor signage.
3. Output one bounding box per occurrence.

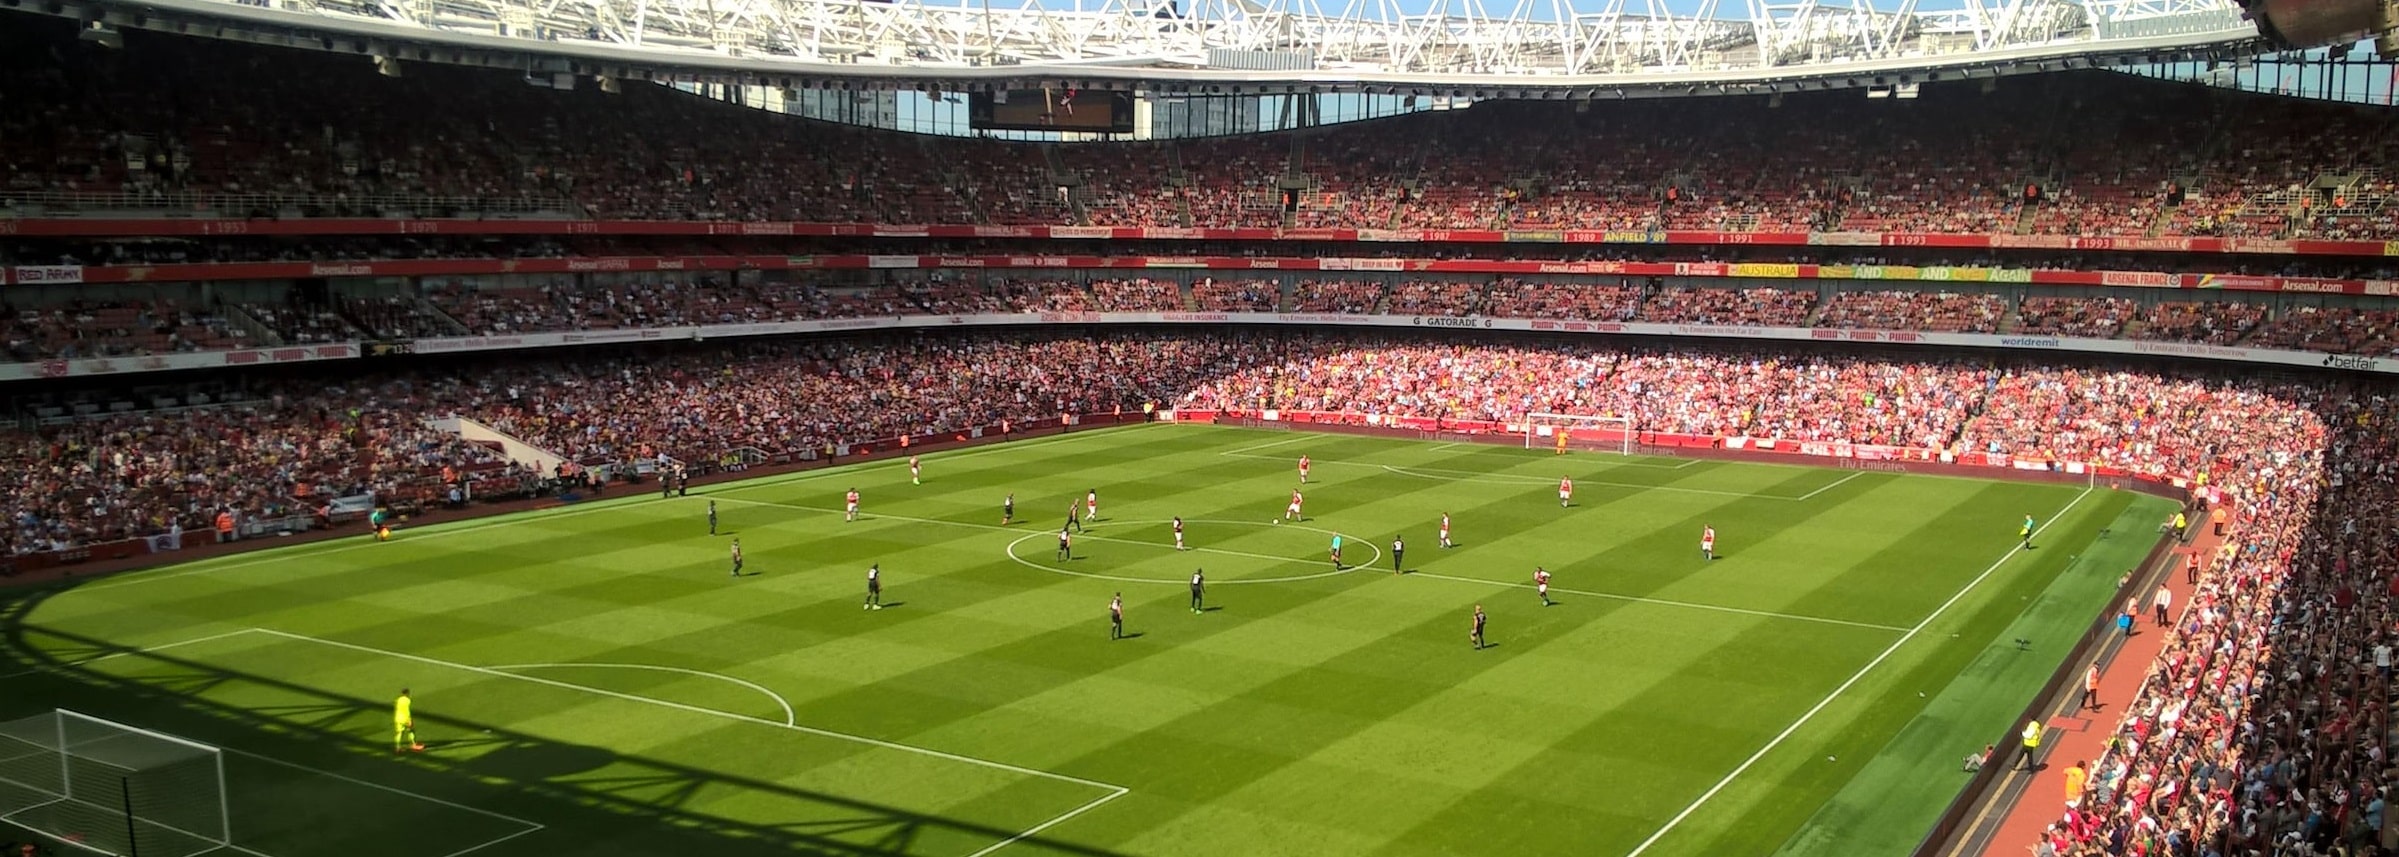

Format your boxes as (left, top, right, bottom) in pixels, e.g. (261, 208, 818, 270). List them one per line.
(1319, 258, 1407, 272)
(0, 217, 2382, 261)
(9, 250, 2399, 296)
(12, 265, 83, 285)
(2100, 271, 2174, 288)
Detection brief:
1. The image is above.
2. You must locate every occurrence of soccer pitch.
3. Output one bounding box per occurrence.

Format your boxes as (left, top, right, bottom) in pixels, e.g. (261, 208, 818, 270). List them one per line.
(0, 424, 2173, 857)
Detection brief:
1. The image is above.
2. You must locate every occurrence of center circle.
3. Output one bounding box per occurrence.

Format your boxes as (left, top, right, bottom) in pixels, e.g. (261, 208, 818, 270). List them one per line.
(1003, 518, 1380, 585)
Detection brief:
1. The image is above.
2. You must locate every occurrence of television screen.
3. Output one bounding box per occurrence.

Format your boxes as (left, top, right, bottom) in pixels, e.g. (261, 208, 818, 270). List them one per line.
(969, 89, 1136, 133)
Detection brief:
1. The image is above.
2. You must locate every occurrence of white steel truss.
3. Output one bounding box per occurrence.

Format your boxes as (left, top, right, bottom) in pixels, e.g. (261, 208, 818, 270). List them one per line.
(101, 0, 2257, 82)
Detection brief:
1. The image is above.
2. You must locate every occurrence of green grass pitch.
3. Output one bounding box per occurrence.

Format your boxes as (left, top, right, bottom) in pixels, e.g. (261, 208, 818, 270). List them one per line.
(0, 423, 2173, 857)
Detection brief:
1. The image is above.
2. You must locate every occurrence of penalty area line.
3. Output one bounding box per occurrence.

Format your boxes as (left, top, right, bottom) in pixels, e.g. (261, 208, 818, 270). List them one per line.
(0, 627, 262, 681)
(486, 662, 797, 727)
(1619, 486, 2094, 857)
(963, 786, 1130, 857)
(247, 628, 1131, 794)
(250, 628, 1127, 857)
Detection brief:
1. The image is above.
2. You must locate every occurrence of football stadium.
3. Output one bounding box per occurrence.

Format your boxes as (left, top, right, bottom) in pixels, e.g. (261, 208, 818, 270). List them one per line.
(0, 0, 2391, 854)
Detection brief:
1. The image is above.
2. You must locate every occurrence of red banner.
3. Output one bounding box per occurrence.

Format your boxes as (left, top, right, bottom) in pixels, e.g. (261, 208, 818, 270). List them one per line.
(0, 217, 2391, 260)
(9, 252, 2391, 296)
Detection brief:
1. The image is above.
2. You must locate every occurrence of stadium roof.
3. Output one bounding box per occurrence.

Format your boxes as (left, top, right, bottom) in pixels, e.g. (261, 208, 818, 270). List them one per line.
(52, 0, 2262, 92)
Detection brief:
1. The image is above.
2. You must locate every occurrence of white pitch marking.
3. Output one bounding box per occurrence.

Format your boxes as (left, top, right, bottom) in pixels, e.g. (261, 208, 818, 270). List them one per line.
(1197, 425, 1699, 470)
(1375, 464, 1803, 500)
(1405, 572, 1908, 632)
(249, 628, 1129, 794)
(710, 498, 1383, 573)
(1619, 486, 2095, 857)
(79, 499, 640, 594)
(0, 627, 263, 681)
(5, 627, 552, 840)
(711, 423, 1147, 500)
(486, 662, 797, 727)
(999, 519, 1380, 585)
(1790, 470, 1869, 502)
(2, 796, 283, 857)
(425, 823, 546, 857)
(79, 425, 1152, 594)
(962, 786, 1130, 857)
(227, 746, 547, 831)
(1214, 433, 1315, 457)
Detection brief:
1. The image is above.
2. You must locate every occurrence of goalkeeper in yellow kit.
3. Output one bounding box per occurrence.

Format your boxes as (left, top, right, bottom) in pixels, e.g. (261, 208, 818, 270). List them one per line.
(394, 688, 424, 753)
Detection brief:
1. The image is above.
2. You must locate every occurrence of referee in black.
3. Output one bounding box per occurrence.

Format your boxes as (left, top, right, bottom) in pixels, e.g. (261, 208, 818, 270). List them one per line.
(1392, 534, 1406, 574)
(1190, 569, 1205, 613)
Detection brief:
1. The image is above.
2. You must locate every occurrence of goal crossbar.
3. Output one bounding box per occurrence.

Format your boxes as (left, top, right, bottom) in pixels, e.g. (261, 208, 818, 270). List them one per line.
(1522, 413, 1635, 455)
(0, 709, 232, 857)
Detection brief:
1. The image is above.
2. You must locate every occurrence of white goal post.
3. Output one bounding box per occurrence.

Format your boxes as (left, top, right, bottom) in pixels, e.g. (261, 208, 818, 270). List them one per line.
(1523, 413, 1635, 455)
(0, 710, 230, 857)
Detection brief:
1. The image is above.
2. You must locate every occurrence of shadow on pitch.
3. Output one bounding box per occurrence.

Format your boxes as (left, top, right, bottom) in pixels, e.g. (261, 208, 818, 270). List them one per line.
(0, 589, 1135, 857)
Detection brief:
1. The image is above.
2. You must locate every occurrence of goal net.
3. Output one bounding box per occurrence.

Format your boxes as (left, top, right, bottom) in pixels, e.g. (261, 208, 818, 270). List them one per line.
(1523, 413, 1635, 455)
(0, 710, 229, 857)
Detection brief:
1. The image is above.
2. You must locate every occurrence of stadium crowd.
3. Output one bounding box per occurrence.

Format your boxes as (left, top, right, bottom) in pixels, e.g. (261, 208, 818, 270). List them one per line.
(8, 22, 2399, 239)
(14, 278, 2399, 359)
(6, 382, 508, 552)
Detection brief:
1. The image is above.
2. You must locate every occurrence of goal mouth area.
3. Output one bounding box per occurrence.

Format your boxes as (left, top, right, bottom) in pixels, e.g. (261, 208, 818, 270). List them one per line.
(0, 709, 230, 857)
(1521, 414, 1637, 455)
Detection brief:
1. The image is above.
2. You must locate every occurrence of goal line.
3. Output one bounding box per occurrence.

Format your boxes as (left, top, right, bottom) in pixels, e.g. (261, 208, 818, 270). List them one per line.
(1522, 413, 1635, 456)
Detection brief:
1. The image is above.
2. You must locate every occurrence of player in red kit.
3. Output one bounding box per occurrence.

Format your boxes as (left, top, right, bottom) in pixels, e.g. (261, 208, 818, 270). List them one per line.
(1558, 477, 1573, 508)
(1534, 567, 1553, 606)
(1439, 513, 1452, 548)
(1701, 525, 1716, 561)
(1285, 490, 1304, 522)
(1298, 455, 1311, 484)
(1173, 516, 1187, 551)
(845, 488, 861, 521)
